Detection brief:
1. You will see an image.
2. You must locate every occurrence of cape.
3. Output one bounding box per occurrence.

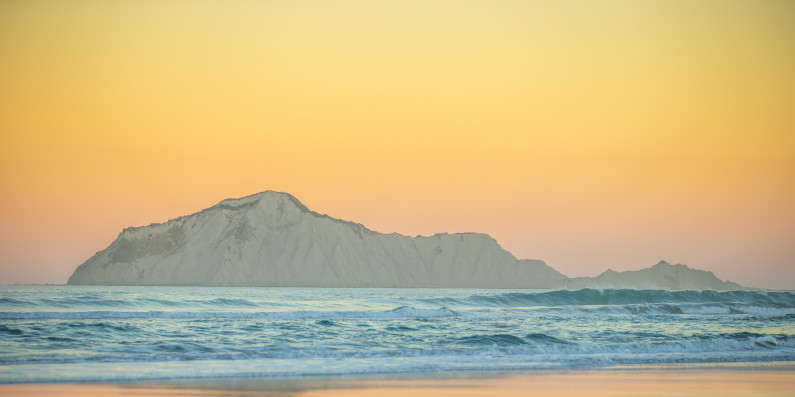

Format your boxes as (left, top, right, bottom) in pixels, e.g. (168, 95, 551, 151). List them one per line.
(68, 191, 743, 290)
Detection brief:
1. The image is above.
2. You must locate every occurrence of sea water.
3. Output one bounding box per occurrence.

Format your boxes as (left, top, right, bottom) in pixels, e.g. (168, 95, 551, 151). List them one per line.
(0, 286, 793, 383)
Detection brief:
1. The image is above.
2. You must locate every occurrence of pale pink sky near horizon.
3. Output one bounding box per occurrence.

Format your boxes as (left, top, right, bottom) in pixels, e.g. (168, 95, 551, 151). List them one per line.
(1, 187, 792, 290)
(1, 1, 793, 289)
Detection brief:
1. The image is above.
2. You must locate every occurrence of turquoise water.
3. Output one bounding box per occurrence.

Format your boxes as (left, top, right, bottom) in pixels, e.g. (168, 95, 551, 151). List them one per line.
(0, 286, 793, 383)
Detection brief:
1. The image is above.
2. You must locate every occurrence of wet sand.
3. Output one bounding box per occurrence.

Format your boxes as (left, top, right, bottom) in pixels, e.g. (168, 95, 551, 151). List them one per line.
(1, 365, 793, 396)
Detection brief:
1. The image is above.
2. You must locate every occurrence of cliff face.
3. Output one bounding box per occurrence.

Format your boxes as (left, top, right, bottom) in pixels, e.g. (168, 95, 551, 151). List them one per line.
(68, 191, 567, 288)
(68, 191, 745, 290)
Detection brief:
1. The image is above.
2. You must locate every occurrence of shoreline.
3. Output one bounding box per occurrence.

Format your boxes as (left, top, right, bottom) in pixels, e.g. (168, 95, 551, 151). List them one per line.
(1, 363, 793, 396)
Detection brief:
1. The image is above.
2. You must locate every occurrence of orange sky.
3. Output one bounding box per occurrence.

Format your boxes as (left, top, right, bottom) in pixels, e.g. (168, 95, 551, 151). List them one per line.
(1, 1, 793, 289)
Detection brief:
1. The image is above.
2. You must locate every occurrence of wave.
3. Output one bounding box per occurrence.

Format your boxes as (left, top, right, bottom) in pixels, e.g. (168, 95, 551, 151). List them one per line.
(457, 333, 530, 346)
(0, 324, 24, 335)
(421, 289, 795, 309)
(140, 297, 265, 308)
(2, 331, 791, 379)
(455, 333, 575, 347)
(520, 303, 795, 317)
(0, 306, 457, 321)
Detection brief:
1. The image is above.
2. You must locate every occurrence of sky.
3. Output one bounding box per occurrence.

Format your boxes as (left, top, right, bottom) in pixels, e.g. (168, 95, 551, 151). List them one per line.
(1, 1, 793, 289)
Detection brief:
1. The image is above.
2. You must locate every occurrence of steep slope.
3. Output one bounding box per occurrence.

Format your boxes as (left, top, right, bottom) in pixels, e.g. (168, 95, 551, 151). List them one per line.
(68, 191, 567, 288)
(565, 261, 743, 290)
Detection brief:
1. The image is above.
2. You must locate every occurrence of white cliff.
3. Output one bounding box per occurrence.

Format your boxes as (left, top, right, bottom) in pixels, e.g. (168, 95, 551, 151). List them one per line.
(68, 191, 566, 288)
(68, 191, 745, 290)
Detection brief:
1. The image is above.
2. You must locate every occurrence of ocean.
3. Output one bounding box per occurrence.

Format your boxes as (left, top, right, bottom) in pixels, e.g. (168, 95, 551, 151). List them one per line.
(0, 286, 793, 383)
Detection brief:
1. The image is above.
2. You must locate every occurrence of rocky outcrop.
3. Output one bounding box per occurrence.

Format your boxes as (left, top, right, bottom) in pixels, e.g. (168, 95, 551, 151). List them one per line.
(565, 261, 743, 290)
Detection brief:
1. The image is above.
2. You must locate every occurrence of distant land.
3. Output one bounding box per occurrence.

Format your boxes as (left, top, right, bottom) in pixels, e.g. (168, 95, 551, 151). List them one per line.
(68, 191, 744, 290)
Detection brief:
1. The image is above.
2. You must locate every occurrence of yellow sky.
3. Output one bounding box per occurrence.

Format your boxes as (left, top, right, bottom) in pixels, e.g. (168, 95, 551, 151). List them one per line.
(1, 1, 793, 288)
